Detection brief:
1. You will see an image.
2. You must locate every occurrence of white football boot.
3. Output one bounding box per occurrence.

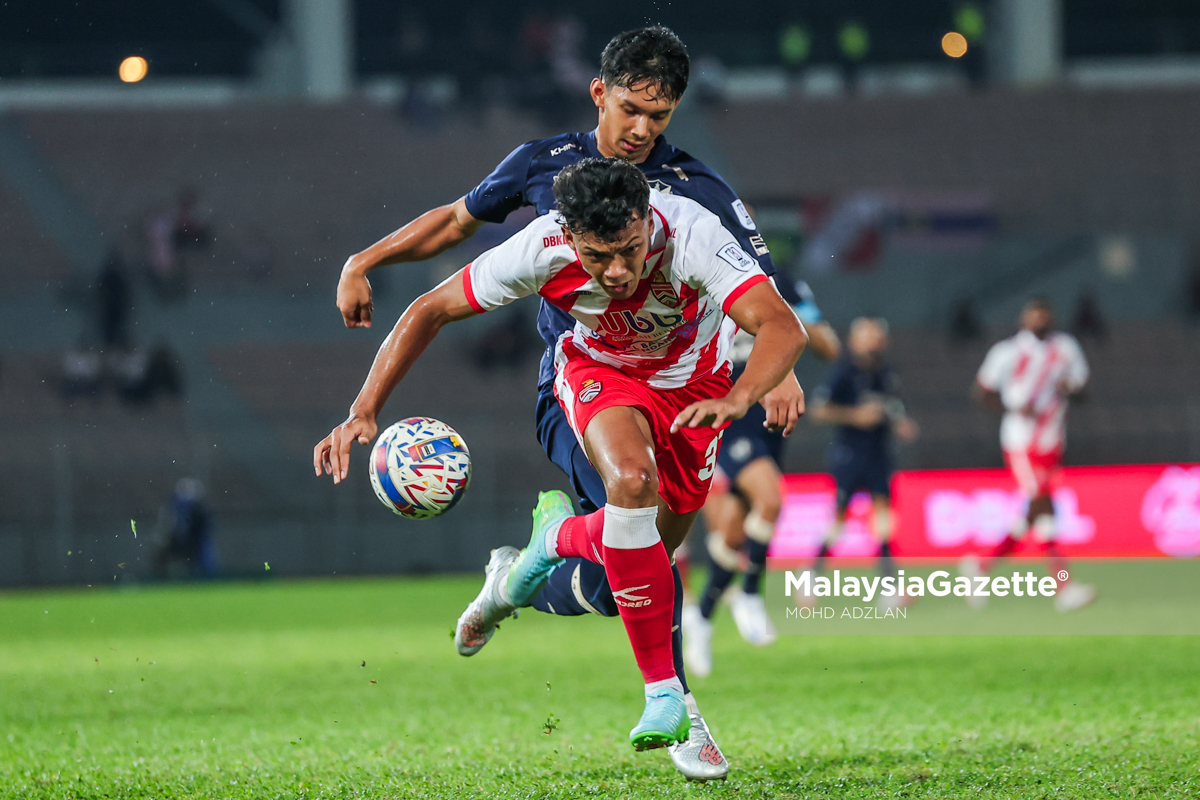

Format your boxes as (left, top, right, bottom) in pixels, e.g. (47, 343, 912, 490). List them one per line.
(681, 604, 713, 678)
(1054, 582, 1097, 613)
(667, 694, 730, 781)
(454, 546, 519, 656)
(729, 591, 777, 646)
(958, 555, 987, 610)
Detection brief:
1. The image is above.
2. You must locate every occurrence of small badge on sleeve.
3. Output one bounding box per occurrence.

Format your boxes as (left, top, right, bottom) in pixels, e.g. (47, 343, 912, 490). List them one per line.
(717, 242, 757, 272)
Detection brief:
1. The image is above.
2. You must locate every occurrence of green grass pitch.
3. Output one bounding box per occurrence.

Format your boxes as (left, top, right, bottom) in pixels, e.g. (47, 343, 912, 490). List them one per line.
(2, 576, 1197, 799)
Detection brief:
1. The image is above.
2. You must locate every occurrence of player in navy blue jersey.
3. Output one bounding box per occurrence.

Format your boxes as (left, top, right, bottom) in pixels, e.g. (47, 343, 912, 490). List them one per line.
(808, 318, 918, 604)
(333, 26, 805, 780)
(682, 282, 840, 677)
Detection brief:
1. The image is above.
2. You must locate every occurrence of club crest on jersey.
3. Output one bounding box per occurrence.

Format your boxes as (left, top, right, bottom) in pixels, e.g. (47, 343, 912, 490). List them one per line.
(578, 378, 602, 404)
(649, 270, 681, 308)
(647, 179, 674, 195)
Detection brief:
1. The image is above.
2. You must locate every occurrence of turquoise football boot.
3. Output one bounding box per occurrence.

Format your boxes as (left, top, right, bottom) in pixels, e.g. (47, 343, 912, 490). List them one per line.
(506, 490, 573, 607)
(630, 685, 691, 751)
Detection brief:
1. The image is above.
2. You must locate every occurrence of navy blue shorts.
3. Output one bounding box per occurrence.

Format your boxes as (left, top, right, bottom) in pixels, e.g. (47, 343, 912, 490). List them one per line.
(535, 386, 607, 513)
(828, 443, 892, 510)
(715, 403, 784, 485)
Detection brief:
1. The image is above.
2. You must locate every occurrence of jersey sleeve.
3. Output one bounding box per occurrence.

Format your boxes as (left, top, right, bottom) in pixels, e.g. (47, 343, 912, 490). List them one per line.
(463, 140, 539, 224)
(1060, 335, 1090, 390)
(462, 223, 548, 312)
(976, 340, 1012, 391)
(685, 170, 779, 277)
(680, 214, 770, 315)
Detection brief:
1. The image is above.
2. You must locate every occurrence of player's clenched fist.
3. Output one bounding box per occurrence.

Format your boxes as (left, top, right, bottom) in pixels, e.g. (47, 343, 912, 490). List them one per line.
(759, 373, 806, 437)
(314, 414, 378, 483)
(337, 258, 374, 328)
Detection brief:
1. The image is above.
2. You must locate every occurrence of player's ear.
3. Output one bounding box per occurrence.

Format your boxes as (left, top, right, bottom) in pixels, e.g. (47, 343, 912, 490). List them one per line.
(561, 225, 576, 251)
(589, 78, 606, 109)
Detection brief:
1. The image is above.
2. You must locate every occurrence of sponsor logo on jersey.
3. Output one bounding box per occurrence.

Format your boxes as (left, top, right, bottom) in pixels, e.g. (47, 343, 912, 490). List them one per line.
(647, 179, 675, 194)
(649, 269, 682, 308)
(550, 143, 577, 156)
(749, 233, 770, 256)
(612, 583, 652, 608)
(578, 378, 602, 404)
(542, 234, 569, 248)
(665, 164, 689, 182)
(732, 199, 756, 230)
(716, 242, 757, 272)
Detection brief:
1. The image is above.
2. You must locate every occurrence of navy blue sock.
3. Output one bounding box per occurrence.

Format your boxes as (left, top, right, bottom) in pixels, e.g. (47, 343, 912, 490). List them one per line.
(531, 558, 618, 617)
(671, 563, 689, 695)
(742, 539, 770, 596)
(813, 539, 832, 574)
(699, 561, 737, 620)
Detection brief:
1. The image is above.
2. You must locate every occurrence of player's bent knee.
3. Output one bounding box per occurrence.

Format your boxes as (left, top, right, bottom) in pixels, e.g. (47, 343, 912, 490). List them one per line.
(604, 465, 659, 507)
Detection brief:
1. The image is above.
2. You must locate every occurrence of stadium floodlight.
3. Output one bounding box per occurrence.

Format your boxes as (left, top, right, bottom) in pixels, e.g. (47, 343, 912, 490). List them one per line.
(118, 56, 148, 83)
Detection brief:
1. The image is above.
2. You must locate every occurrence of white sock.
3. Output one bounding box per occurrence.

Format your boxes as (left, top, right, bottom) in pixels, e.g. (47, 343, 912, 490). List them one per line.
(645, 676, 685, 695)
(744, 510, 775, 544)
(684, 692, 700, 715)
(544, 517, 568, 560)
(602, 504, 660, 549)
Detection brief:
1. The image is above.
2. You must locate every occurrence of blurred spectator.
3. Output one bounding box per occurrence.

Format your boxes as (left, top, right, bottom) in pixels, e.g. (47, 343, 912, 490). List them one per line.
(515, 8, 590, 126)
(96, 250, 131, 349)
(153, 478, 218, 579)
(1072, 292, 1109, 340)
(691, 54, 728, 106)
(949, 297, 982, 342)
(113, 342, 184, 404)
(146, 188, 209, 300)
(61, 346, 103, 400)
(455, 6, 506, 121)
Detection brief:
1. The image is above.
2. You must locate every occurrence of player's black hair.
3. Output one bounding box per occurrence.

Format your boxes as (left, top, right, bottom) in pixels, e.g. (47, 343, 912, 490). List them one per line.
(599, 25, 689, 102)
(553, 157, 651, 243)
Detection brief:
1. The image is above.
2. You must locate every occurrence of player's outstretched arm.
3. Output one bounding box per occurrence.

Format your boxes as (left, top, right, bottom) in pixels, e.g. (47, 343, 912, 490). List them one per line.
(337, 197, 485, 328)
(315, 269, 478, 483)
(672, 281, 807, 434)
(806, 321, 841, 362)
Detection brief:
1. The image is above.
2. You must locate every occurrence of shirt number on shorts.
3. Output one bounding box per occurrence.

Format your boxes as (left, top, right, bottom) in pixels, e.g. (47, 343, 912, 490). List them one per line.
(698, 432, 724, 482)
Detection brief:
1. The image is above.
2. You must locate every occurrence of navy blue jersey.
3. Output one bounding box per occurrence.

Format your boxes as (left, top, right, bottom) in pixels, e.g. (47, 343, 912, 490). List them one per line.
(818, 357, 902, 455)
(464, 130, 790, 389)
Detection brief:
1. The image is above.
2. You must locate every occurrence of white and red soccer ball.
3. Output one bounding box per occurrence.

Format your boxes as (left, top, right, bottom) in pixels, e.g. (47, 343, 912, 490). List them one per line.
(369, 417, 472, 519)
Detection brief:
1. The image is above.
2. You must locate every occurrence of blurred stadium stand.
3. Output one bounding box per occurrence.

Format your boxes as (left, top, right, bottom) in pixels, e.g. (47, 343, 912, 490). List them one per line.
(3, 0, 1200, 586)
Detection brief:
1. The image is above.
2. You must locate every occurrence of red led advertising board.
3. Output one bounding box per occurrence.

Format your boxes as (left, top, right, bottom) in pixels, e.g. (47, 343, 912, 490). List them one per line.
(769, 463, 1200, 561)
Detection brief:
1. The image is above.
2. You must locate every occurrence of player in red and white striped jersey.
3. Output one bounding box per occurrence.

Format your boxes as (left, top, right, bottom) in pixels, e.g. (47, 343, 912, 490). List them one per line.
(314, 158, 807, 751)
(464, 184, 765, 390)
(965, 297, 1095, 611)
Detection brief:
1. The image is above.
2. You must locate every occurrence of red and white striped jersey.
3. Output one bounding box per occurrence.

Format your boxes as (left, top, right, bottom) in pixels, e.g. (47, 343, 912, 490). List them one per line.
(976, 329, 1090, 453)
(463, 189, 769, 389)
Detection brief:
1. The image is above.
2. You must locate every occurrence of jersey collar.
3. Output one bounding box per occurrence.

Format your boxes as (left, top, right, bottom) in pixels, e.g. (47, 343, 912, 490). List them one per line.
(584, 130, 668, 167)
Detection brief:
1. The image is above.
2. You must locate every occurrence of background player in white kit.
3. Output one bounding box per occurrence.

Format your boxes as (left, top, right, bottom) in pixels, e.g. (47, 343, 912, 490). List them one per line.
(965, 297, 1096, 612)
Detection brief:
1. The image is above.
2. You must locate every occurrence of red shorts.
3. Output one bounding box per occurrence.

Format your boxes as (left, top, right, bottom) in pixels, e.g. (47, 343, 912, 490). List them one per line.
(1004, 447, 1062, 498)
(555, 357, 732, 515)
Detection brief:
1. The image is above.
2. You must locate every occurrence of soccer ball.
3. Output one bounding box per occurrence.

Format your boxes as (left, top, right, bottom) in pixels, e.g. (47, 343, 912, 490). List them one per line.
(368, 417, 472, 519)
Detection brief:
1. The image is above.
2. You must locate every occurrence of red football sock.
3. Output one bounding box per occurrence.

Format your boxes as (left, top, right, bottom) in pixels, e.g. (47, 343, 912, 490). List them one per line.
(554, 508, 606, 564)
(602, 504, 677, 685)
(982, 534, 1020, 572)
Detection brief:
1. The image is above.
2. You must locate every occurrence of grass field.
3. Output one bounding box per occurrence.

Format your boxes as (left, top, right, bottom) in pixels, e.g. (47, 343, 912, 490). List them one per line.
(2, 576, 1197, 799)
